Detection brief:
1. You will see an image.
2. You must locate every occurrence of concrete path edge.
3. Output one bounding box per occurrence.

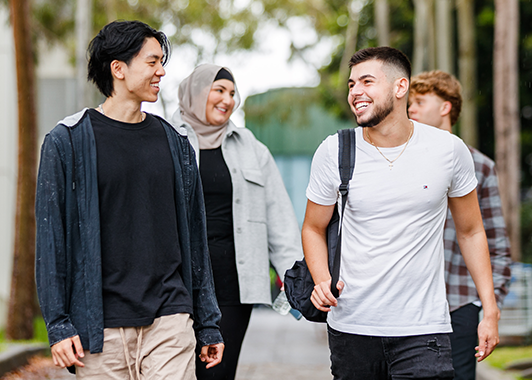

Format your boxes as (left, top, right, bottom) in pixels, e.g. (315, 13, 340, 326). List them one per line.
(0, 343, 50, 377)
(477, 360, 517, 380)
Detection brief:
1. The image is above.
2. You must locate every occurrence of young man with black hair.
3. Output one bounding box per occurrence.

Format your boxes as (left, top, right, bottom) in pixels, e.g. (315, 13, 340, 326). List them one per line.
(409, 70, 512, 380)
(302, 47, 500, 379)
(35, 20, 223, 379)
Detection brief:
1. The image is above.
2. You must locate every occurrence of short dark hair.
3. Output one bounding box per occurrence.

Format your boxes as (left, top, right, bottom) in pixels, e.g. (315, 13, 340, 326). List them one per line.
(348, 47, 411, 81)
(87, 20, 170, 97)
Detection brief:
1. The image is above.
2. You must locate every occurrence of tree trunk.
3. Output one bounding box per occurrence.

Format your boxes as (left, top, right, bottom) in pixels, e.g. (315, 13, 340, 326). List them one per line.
(494, 0, 520, 262)
(76, 0, 93, 109)
(339, 0, 360, 84)
(412, 0, 435, 74)
(6, 0, 38, 340)
(104, 0, 118, 24)
(456, 0, 477, 147)
(374, 0, 390, 47)
(435, 0, 453, 73)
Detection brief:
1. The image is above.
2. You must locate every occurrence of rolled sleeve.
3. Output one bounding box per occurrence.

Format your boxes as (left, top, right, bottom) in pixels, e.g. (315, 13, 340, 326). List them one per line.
(476, 155, 512, 308)
(306, 135, 340, 206)
(448, 135, 478, 198)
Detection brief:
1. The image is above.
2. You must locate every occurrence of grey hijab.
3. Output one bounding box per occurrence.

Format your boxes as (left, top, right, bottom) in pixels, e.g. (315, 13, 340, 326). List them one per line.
(176, 64, 241, 149)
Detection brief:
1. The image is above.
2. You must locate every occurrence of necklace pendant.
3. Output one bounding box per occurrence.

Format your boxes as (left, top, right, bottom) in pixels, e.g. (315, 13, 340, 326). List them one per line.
(389, 163, 393, 170)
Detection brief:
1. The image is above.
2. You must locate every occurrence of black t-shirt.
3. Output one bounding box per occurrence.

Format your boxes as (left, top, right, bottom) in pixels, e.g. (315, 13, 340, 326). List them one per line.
(89, 109, 193, 328)
(200, 147, 241, 305)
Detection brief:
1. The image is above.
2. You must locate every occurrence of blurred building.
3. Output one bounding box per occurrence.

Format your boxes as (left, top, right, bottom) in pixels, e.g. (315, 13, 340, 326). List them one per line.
(244, 87, 353, 225)
(0, 7, 77, 328)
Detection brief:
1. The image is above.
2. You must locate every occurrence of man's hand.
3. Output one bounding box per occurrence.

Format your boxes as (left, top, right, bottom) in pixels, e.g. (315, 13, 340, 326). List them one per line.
(475, 312, 500, 362)
(199, 343, 225, 369)
(310, 278, 344, 312)
(51, 335, 85, 368)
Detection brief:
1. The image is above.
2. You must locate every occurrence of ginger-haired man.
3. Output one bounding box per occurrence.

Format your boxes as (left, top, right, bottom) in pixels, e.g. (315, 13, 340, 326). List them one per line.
(409, 70, 512, 380)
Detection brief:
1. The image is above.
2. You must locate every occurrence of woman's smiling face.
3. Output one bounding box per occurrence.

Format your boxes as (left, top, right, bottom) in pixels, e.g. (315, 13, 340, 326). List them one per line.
(205, 79, 235, 126)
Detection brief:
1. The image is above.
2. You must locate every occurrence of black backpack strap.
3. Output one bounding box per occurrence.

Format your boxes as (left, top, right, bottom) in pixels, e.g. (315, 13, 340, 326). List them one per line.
(330, 128, 356, 298)
(338, 128, 356, 197)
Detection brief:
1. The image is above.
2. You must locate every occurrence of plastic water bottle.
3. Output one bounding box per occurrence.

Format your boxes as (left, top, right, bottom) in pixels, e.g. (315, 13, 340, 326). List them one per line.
(272, 290, 291, 316)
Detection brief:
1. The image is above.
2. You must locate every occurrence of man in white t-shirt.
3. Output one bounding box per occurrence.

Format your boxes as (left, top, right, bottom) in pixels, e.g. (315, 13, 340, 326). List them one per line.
(302, 47, 500, 379)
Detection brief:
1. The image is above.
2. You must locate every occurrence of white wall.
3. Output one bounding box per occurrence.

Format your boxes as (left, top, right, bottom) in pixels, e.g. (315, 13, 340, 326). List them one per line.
(0, 8, 18, 328)
(37, 41, 77, 139)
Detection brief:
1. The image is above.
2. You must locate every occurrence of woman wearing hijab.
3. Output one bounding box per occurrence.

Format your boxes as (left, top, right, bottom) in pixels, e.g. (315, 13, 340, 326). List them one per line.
(172, 64, 302, 380)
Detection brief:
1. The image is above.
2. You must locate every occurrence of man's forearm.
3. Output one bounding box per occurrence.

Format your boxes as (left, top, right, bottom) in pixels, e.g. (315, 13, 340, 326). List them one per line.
(301, 225, 330, 285)
(458, 231, 499, 317)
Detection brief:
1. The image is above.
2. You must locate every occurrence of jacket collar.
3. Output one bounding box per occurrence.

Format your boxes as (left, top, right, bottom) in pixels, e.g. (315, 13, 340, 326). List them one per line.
(173, 109, 242, 142)
(57, 108, 90, 128)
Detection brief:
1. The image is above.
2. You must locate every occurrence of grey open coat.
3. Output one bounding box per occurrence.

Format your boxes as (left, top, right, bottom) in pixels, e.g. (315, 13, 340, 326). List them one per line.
(35, 109, 222, 354)
(173, 112, 303, 305)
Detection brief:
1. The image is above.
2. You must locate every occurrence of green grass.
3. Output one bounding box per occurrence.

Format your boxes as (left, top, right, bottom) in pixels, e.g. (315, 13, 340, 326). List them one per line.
(0, 317, 49, 360)
(487, 346, 532, 369)
(0, 317, 48, 345)
(33, 317, 48, 343)
(486, 345, 532, 380)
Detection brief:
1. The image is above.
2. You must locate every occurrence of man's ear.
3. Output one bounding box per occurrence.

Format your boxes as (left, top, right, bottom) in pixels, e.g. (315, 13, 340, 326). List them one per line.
(395, 77, 409, 99)
(110, 60, 125, 80)
(441, 101, 452, 117)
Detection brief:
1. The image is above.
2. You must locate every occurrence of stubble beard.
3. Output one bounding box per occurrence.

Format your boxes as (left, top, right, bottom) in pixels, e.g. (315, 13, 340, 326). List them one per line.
(354, 92, 395, 128)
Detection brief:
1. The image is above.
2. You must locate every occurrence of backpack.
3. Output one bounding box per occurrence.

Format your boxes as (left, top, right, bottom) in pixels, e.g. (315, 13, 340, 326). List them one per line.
(284, 128, 356, 322)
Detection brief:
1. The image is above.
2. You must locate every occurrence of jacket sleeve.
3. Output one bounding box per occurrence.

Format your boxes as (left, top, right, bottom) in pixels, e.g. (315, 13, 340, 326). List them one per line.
(478, 164, 512, 309)
(257, 143, 304, 278)
(35, 131, 78, 346)
(186, 143, 224, 347)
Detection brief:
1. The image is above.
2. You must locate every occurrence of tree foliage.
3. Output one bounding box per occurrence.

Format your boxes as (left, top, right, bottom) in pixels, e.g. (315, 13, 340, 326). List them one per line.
(29, 0, 334, 64)
(5, 0, 532, 259)
(317, 0, 413, 120)
(20, 0, 532, 179)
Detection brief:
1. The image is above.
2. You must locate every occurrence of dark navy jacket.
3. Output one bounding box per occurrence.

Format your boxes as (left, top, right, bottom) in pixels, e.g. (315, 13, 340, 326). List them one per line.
(35, 109, 222, 353)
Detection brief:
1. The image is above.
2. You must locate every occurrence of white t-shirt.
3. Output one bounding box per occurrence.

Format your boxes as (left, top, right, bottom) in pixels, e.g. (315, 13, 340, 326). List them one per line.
(306, 121, 477, 337)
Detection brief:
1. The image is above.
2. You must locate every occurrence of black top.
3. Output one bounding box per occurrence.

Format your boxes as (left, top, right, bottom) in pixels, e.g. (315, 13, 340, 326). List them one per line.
(89, 109, 193, 328)
(200, 147, 241, 305)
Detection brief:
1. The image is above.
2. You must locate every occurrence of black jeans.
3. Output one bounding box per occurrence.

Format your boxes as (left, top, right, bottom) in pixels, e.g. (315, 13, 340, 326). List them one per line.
(450, 303, 481, 380)
(327, 326, 454, 380)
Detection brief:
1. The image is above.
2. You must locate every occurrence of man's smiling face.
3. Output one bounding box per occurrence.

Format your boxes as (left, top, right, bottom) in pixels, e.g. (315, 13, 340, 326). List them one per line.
(347, 59, 396, 128)
(118, 37, 165, 103)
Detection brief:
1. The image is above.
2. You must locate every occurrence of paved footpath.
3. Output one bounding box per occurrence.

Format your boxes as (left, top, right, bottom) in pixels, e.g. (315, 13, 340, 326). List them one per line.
(15, 307, 330, 380)
(8, 307, 505, 380)
(235, 308, 504, 380)
(235, 307, 332, 380)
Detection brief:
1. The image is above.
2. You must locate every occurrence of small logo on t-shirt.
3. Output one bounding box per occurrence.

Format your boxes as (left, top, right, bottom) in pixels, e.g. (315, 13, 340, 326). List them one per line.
(423, 185, 429, 190)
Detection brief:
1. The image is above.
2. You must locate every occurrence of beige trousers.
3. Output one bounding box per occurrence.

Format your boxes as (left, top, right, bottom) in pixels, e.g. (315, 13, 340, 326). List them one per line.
(76, 313, 196, 380)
